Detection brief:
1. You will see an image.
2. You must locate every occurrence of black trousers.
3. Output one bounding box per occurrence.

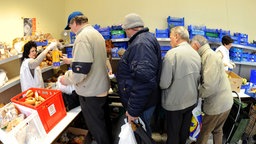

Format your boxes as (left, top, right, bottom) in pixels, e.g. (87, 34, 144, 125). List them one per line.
(79, 96, 112, 144)
(165, 104, 195, 144)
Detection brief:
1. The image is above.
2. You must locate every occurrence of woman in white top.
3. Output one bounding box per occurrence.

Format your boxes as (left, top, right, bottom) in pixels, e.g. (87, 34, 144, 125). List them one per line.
(215, 35, 235, 71)
(20, 41, 57, 91)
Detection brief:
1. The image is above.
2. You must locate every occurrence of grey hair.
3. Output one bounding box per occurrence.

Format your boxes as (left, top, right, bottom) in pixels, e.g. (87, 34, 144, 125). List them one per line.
(191, 35, 208, 46)
(171, 26, 190, 42)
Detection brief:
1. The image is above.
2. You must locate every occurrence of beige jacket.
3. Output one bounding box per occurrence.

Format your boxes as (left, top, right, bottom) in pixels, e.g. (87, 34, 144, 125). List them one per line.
(198, 44, 233, 115)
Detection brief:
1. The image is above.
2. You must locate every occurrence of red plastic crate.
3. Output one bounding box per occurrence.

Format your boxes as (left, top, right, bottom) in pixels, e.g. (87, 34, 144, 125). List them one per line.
(11, 88, 67, 133)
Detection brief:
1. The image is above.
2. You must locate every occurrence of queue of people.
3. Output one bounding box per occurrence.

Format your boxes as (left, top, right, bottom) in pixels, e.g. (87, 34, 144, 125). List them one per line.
(19, 11, 235, 144)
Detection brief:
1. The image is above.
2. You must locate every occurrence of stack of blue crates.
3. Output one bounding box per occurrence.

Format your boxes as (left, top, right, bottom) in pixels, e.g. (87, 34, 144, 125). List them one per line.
(167, 16, 184, 29)
(97, 26, 111, 40)
(111, 25, 126, 39)
(219, 29, 231, 39)
(231, 32, 248, 45)
(187, 25, 206, 39)
(229, 47, 243, 62)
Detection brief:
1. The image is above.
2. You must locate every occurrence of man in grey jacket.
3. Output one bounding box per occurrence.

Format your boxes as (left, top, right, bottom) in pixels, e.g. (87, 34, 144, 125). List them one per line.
(160, 26, 201, 144)
(190, 35, 233, 144)
(60, 14, 112, 144)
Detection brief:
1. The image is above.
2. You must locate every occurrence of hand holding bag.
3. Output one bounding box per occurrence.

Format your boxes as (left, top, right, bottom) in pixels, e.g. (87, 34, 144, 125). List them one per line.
(118, 118, 137, 144)
(131, 119, 156, 144)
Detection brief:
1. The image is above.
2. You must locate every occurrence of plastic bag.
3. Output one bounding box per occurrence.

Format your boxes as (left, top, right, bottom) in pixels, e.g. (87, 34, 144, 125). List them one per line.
(189, 98, 202, 141)
(55, 76, 75, 94)
(119, 119, 137, 144)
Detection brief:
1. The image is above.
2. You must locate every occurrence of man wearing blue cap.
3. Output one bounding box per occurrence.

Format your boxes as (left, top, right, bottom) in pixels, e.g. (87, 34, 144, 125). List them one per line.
(60, 12, 112, 144)
(64, 11, 83, 30)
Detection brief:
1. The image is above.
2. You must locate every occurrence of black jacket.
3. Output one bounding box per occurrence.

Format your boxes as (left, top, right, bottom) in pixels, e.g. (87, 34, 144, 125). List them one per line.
(116, 28, 162, 117)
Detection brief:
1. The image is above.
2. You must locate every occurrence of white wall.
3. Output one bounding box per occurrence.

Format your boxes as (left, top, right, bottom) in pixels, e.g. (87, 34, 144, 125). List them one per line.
(65, 0, 256, 41)
(0, 0, 255, 44)
(0, 0, 65, 44)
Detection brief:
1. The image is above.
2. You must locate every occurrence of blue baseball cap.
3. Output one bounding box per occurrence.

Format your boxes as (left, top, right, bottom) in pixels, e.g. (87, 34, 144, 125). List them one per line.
(65, 11, 84, 30)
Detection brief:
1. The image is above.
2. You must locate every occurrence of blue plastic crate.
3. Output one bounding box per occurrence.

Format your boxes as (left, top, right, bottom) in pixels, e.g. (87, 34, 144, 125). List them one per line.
(250, 70, 256, 84)
(167, 16, 184, 22)
(188, 25, 206, 31)
(111, 25, 123, 30)
(113, 42, 128, 49)
(93, 24, 100, 30)
(230, 47, 243, 53)
(161, 51, 168, 57)
(161, 46, 171, 51)
(168, 21, 184, 28)
(98, 26, 111, 33)
(241, 53, 250, 62)
(35, 40, 48, 46)
(207, 37, 220, 43)
(111, 34, 126, 39)
(248, 54, 256, 62)
(155, 28, 169, 38)
(245, 88, 256, 99)
(111, 47, 119, 58)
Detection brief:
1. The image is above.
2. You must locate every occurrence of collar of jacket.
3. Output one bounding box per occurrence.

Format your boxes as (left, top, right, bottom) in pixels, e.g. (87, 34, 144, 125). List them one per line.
(198, 43, 211, 56)
(76, 24, 91, 35)
(128, 27, 149, 43)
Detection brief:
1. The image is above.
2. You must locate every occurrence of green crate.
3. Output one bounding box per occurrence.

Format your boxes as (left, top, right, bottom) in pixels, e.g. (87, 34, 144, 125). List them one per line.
(205, 32, 219, 38)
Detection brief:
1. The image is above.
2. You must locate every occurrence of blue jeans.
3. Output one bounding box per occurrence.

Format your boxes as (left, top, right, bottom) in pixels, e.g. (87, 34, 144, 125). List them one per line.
(140, 106, 156, 136)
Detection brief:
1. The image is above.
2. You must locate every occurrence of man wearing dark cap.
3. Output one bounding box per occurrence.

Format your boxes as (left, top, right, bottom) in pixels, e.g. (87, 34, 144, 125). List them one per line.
(116, 13, 162, 136)
(60, 13, 112, 144)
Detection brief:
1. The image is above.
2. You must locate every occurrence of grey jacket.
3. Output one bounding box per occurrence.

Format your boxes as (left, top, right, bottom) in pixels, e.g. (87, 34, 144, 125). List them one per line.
(198, 44, 233, 115)
(63, 24, 110, 97)
(160, 42, 201, 111)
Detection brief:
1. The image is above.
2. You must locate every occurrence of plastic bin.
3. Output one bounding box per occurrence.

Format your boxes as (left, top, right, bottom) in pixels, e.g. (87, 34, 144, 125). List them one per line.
(155, 28, 169, 38)
(11, 88, 67, 133)
(160, 46, 171, 51)
(250, 70, 256, 84)
(0, 103, 46, 144)
(35, 40, 48, 46)
(66, 47, 73, 58)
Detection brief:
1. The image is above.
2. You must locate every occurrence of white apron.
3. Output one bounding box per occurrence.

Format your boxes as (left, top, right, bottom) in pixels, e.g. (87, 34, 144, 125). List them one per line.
(20, 58, 44, 92)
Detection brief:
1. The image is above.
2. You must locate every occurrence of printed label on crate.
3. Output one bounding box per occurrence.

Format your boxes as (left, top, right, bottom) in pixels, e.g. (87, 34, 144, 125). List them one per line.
(48, 104, 56, 116)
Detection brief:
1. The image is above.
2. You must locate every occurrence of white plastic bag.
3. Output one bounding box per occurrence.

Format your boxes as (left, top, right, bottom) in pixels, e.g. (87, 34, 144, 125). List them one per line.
(118, 118, 137, 144)
(55, 77, 75, 94)
(189, 98, 202, 141)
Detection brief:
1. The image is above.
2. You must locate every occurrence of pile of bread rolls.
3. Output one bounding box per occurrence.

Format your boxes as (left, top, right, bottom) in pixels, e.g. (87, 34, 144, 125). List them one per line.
(24, 90, 45, 106)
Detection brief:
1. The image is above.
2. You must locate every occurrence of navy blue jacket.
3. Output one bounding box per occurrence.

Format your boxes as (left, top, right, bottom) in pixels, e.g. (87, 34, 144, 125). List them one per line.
(116, 28, 162, 117)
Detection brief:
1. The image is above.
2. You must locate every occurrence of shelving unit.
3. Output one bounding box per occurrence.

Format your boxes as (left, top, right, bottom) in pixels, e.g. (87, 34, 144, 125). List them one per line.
(0, 62, 64, 93)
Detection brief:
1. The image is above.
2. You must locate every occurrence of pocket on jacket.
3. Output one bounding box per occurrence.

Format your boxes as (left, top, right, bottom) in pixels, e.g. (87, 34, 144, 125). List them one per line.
(119, 80, 133, 98)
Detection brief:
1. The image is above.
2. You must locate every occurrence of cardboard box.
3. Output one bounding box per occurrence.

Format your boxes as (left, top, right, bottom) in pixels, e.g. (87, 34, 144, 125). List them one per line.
(11, 88, 67, 133)
(53, 127, 88, 144)
(226, 71, 243, 93)
(67, 127, 88, 136)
